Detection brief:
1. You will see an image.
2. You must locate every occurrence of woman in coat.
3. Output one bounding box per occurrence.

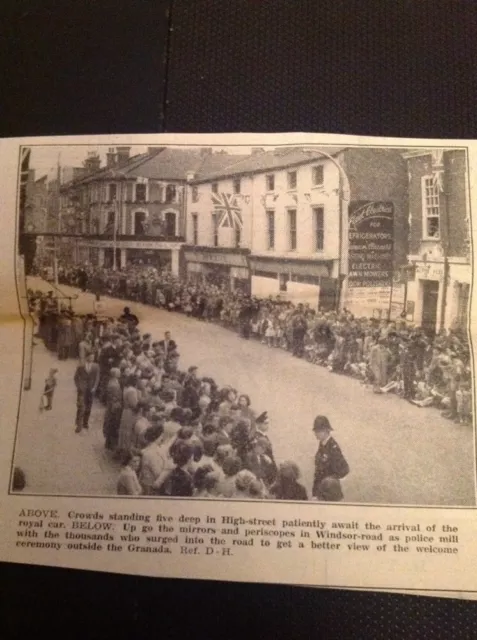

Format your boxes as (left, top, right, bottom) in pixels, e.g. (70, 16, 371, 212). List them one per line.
(117, 374, 139, 455)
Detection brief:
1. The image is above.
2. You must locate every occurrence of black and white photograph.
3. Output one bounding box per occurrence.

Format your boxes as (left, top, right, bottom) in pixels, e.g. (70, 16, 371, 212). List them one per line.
(12, 140, 474, 506)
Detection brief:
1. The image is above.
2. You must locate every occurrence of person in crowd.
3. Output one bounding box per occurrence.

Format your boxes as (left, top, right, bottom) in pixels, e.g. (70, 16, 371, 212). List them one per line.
(12, 467, 26, 492)
(117, 374, 139, 455)
(216, 455, 242, 498)
(119, 306, 139, 328)
(117, 450, 142, 496)
(103, 367, 122, 450)
(156, 440, 194, 497)
(73, 352, 99, 433)
(158, 330, 177, 357)
(269, 461, 308, 501)
(311, 415, 349, 502)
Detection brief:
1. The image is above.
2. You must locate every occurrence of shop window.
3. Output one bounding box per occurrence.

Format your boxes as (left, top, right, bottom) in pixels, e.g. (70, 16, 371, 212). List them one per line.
(422, 176, 440, 239)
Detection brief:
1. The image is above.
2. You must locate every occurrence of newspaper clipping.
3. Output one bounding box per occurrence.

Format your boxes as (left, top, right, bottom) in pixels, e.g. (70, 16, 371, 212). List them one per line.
(0, 132, 475, 597)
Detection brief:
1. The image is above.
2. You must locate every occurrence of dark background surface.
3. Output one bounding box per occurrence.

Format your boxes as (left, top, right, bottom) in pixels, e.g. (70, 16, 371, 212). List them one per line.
(2, 0, 477, 637)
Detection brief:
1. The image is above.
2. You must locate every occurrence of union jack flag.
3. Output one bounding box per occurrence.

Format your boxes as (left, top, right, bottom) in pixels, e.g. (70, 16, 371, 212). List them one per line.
(211, 192, 243, 229)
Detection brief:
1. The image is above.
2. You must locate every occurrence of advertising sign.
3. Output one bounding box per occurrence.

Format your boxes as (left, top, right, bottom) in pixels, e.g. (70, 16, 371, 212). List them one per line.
(348, 200, 394, 288)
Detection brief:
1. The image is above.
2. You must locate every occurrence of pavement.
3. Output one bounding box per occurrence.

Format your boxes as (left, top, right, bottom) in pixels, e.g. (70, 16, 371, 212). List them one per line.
(13, 276, 476, 505)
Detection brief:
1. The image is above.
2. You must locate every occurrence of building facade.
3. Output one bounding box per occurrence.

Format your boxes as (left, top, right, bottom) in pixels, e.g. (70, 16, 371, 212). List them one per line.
(57, 147, 243, 275)
(185, 146, 408, 311)
(403, 148, 471, 333)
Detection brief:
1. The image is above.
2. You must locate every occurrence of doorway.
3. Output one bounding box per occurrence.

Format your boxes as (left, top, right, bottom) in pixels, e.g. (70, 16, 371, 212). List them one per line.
(421, 280, 439, 334)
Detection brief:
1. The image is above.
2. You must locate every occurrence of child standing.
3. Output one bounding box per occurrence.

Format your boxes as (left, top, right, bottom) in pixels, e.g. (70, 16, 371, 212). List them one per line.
(40, 368, 58, 411)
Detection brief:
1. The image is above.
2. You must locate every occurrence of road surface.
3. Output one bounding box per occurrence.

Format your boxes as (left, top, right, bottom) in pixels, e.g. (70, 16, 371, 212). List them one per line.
(13, 276, 476, 506)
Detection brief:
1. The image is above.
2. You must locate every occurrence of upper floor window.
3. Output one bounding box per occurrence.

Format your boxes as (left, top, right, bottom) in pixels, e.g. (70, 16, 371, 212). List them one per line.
(266, 174, 275, 191)
(422, 176, 440, 239)
(211, 182, 219, 194)
(312, 165, 324, 187)
(191, 186, 199, 203)
(165, 184, 176, 204)
(212, 212, 219, 247)
(191, 213, 198, 245)
(288, 208, 297, 250)
(233, 178, 241, 194)
(313, 206, 324, 251)
(135, 183, 147, 203)
(287, 171, 297, 190)
(266, 209, 275, 249)
(108, 183, 117, 201)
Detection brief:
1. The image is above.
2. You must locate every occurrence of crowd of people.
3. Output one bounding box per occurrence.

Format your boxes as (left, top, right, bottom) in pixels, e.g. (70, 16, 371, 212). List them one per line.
(52, 262, 473, 426)
(28, 283, 350, 501)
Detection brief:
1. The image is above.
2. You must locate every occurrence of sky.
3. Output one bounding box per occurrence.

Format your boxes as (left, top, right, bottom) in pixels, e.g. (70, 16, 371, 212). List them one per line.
(29, 144, 257, 181)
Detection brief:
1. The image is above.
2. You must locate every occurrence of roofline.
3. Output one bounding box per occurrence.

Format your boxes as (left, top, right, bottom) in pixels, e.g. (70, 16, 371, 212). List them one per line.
(401, 148, 464, 159)
(191, 149, 347, 184)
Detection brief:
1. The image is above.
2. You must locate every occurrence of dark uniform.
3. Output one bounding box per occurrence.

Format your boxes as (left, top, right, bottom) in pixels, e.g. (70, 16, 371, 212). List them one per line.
(312, 436, 349, 500)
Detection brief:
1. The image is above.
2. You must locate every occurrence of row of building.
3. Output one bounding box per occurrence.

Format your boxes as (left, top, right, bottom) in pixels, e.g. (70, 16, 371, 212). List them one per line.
(24, 144, 471, 333)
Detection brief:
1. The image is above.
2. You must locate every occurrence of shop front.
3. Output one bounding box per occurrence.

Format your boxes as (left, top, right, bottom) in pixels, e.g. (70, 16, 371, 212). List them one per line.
(183, 247, 250, 292)
(249, 256, 337, 310)
(405, 259, 471, 334)
(78, 238, 184, 275)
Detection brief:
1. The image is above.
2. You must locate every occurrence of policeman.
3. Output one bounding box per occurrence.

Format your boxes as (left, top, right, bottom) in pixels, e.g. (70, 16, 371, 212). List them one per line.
(312, 415, 349, 501)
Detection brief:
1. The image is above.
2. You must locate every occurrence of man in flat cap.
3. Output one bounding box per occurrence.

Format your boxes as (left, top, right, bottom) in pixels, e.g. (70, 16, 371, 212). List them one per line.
(312, 415, 349, 501)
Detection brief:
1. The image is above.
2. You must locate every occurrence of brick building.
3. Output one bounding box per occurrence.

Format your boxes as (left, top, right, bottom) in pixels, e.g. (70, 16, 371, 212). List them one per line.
(59, 147, 243, 274)
(403, 148, 471, 333)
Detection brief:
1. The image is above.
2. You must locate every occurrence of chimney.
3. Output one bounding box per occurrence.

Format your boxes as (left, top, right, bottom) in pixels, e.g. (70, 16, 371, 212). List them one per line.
(251, 147, 265, 155)
(116, 146, 131, 166)
(106, 148, 117, 168)
(84, 152, 101, 174)
(200, 147, 213, 157)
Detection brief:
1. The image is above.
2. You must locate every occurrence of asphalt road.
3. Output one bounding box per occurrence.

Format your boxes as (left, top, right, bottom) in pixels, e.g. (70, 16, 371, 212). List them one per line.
(13, 276, 476, 506)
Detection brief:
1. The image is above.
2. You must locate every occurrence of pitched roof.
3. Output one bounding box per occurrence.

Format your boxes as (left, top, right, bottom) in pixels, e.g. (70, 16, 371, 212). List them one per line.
(193, 146, 348, 182)
(62, 148, 250, 187)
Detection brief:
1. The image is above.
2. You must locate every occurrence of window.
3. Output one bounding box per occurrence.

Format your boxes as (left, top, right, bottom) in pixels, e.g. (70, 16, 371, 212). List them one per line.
(191, 186, 199, 203)
(266, 209, 275, 249)
(165, 184, 176, 204)
(212, 212, 219, 247)
(287, 171, 297, 190)
(312, 165, 324, 186)
(233, 178, 241, 194)
(108, 183, 117, 201)
(422, 176, 440, 238)
(313, 206, 324, 251)
(135, 183, 147, 203)
(288, 209, 297, 250)
(191, 214, 198, 245)
(211, 182, 218, 194)
(266, 174, 275, 191)
(235, 227, 241, 247)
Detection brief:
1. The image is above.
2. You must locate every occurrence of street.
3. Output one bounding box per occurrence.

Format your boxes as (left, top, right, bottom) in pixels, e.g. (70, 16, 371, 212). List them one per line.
(13, 276, 476, 506)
